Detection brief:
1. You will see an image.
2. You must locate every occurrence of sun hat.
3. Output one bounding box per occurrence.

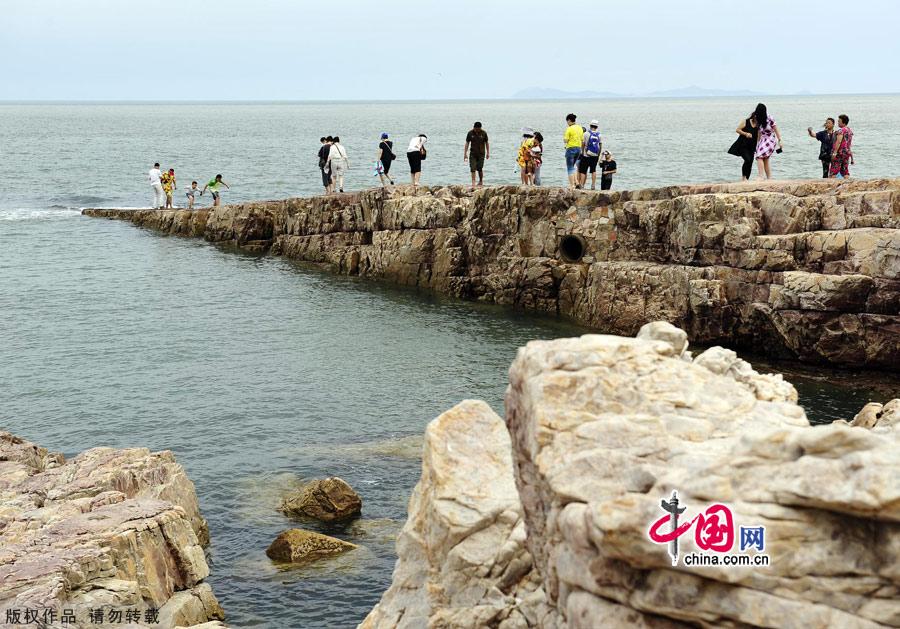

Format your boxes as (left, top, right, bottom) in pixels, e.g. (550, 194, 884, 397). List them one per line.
(590, 119, 599, 127)
(381, 132, 389, 139)
(521, 126, 534, 136)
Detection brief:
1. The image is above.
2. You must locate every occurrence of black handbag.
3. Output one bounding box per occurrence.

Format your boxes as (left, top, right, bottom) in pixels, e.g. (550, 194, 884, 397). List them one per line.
(727, 137, 744, 157)
(420, 147, 427, 161)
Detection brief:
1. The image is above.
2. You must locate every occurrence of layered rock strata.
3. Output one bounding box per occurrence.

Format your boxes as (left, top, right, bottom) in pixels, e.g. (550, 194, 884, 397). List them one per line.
(362, 324, 899, 628)
(84, 178, 900, 369)
(0, 433, 225, 627)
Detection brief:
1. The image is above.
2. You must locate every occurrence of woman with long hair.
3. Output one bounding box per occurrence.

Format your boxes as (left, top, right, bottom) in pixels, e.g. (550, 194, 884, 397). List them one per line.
(753, 103, 782, 180)
(729, 112, 758, 180)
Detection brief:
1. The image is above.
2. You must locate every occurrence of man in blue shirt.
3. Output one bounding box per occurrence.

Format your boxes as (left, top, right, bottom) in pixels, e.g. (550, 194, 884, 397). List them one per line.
(808, 118, 835, 178)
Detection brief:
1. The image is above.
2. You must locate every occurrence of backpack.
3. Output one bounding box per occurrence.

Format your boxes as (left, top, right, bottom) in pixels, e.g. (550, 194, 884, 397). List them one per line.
(585, 130, 602, 157)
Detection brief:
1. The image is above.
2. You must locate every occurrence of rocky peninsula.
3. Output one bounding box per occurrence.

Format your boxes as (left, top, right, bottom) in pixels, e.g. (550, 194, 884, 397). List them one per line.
(361, 322, 899, 628)
(84, 178, 900, 370)
(0, 433, 226, 627)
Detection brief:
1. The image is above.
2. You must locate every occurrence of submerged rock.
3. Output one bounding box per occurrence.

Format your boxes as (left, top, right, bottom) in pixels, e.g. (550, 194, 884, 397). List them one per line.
(364, 323, 900, 628)
(0, 432, 224, 627)
(265, 528, 357, 564)
(280, 476, 362, 522)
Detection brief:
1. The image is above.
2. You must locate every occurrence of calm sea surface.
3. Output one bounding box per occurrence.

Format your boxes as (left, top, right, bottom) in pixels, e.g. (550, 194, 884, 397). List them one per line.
(1, 98, 898, 628)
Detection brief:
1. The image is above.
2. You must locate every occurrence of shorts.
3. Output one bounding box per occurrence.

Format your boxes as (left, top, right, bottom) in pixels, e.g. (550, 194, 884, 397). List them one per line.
(331, 159, 346, 177)
(469, 154, 485, 172)
(381, 159, 393, 175)
(565, 147, 581, 175)
(578, 154, 599, 174)
(210, 191, 220, 200)
(407, 151, 423, 174)
(321, 168, 332, 186)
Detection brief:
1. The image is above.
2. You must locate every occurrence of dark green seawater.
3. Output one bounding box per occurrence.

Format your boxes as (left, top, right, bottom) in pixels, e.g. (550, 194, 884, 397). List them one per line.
(1, 100, 898, 628)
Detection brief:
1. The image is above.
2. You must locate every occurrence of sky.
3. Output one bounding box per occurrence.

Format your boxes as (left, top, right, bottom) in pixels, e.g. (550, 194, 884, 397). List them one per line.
(2, 0, 899, 100)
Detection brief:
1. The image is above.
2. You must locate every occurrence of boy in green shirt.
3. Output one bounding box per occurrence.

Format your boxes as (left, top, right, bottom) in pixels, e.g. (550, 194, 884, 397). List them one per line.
(202, 174, 230, 207)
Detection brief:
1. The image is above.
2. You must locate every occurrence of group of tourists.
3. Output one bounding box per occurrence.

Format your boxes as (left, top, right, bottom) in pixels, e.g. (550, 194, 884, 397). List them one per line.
(316, 113, 618, 196)
(317, 133, 430, 193)
(147, 104, 859, 208)
(560, 114, 617, 190)
(729, 102, 855, 180)
(148, 163, 229, 209)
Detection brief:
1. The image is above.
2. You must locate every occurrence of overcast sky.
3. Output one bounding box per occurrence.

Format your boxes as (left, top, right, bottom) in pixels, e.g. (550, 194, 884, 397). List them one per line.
(3, 0, 898, 100)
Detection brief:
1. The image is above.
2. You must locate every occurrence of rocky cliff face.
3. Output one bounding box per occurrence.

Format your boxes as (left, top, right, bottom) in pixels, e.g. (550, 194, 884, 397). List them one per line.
(361, 323, 899, 628)
(84, 179, 900, 369)
(0, 433, 225, 627)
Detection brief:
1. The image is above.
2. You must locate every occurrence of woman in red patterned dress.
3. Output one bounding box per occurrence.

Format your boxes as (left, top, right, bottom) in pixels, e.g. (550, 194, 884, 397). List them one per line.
(829, 114, 854, 178)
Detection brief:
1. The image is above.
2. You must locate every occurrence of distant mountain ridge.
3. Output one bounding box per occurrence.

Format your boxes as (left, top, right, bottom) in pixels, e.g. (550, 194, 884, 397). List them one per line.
(512, 85, 765, 99)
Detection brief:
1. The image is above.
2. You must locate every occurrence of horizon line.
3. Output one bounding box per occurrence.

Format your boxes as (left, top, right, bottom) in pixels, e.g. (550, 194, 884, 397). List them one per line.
(2, 91, 900, 105)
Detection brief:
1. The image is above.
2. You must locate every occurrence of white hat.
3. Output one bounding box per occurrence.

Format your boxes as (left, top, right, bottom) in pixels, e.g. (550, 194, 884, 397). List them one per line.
(589, 119, 599, 127)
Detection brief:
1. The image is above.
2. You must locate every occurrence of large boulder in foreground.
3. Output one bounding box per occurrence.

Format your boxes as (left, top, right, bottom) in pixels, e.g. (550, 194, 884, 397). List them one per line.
(280, 476, 362, 522)
(505, 329, 899, 627)
(0, 432, 224, 627)
(362, 324, 899, 628)
(360, 400, 552, 629)
(265, 528, 357, 564)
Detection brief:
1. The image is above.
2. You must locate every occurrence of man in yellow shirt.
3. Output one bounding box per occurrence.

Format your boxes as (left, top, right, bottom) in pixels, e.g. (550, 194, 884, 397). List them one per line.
(563, 113, 584, 189)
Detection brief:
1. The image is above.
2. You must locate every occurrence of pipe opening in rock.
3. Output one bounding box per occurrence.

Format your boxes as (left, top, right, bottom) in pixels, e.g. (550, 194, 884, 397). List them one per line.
(559, 235, 586, 263)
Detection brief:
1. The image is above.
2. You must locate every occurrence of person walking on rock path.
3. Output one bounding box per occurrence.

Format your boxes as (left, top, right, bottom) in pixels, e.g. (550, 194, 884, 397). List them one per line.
(729, 112, 759, 181)
(600, 151, 617, 190)
(578, 120, 603, 190)
(185, 181, 201, 209)
(829, 114, 854, 179)
(160, 168, 176, 208)
(517, 129, 535, 185)
(149, 162, 164, 209)
(531, 132, 544, 186)
(753, 103, 782, 180)
(202, 174, 230, 207)
(375, 133, 396, 188)
(808, 118, 835, 178)
(563, 114, 584, 189)
(328, 137, 350, 193)
(464, 122, 490, 189)
(319, 137, 334, 194)
(407, 134, 427, 190)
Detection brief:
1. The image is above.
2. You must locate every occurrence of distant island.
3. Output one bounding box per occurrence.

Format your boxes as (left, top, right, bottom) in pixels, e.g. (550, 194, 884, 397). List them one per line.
(512, 85, 765, 99)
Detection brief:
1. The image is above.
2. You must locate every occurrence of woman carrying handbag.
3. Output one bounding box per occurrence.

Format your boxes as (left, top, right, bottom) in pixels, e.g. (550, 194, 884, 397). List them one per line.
(406, 133, 428, 190)
(728, 113, 758, 181)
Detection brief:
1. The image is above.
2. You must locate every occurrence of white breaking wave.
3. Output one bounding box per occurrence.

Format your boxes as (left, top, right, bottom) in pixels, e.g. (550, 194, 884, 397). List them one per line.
(0, 206, 148, 222)
(0, 207, 82, 222)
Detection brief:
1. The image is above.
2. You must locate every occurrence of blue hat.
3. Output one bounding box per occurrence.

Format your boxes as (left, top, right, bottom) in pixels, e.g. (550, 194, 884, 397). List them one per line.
(380, 132, 389, 139)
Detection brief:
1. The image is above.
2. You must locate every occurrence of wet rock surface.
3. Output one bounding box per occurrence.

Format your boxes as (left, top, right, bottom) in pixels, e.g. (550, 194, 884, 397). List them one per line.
(362, 325, 899, 628)
(280, 476, 363, 522)
(84, 178, 900, 369)
(0, 432, 225, 627)
(265, 528, 357, 564)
